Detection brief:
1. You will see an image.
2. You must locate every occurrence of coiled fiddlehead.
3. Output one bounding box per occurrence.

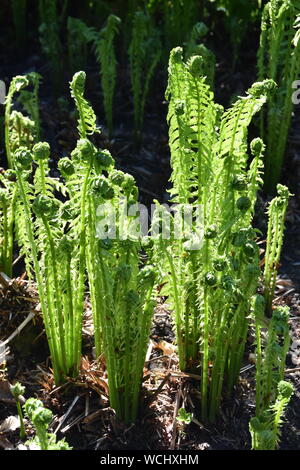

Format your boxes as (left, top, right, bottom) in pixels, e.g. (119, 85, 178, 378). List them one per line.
(94, 15, 121, 138)
(70, 71, 99, 138)
(250, 380, 294, 450)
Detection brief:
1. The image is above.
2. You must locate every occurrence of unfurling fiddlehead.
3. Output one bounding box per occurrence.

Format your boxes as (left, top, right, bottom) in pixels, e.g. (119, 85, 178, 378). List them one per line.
(264, 184, 291, 315)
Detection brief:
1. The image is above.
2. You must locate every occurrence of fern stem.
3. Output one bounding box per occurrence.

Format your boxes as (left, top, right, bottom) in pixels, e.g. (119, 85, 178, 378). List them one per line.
(131, 284, 154, 423)
(15, 171, 62, 384)
(166, 249, 185, 370)
(42, 216, 67, 375)
(73, 161, 92, 374)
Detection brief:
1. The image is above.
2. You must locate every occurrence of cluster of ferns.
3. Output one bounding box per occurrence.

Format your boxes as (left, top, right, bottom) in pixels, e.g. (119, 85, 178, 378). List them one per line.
(0, 0, 297, 447)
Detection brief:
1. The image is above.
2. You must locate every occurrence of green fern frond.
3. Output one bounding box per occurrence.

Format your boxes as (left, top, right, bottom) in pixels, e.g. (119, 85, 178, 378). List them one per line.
(129, 11, 161, 141)
(250, 380, 294, 450)
(70, 71, 99, 138)
(264, 184, 291, 314)
(5, 75, 29, 167)
(257, 0, 300, 192)
(93, 14, 121, 137)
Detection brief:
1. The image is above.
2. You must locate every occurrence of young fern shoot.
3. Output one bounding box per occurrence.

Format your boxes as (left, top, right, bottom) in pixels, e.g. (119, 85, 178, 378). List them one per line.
(67, 15, 120, 137)
(5, 75, 29, 168)
(251, 300, 292, 450)
(250, 380, 294, 450)
(264, 184, 290, 315)
(24, 398, 71, 449)
(185, 22, 215, 89)
(15, 72, 42, 141)
(2, 73, 41, 276)
(253, 300, 290, 415)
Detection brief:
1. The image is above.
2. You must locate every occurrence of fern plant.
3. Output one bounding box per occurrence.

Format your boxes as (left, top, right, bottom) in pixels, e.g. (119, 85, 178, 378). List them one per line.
(12, 72, 97, 385)
(67, 17, 89, 74)
(5, 75, 30, 168)
(5, 73, 41, 167)
(185, 22, 215, 89)
(251, 299, 292, 450)
(24, 398, 71, 450)
(94, 15, 121, 138)
(0, 171, 17, 277)
(253, 302, 290, 414)
(17, 72, 42, 140)
(129, 11, 161, 142)
(257, 0, 300, 192)
(86, 166, 156, 424)
(264, 184, 291, 315)
(153, 47, 276, 422)
(66, 15, 120, 137)
(2, 73, 41, 276)
(250, 380, 294, 450)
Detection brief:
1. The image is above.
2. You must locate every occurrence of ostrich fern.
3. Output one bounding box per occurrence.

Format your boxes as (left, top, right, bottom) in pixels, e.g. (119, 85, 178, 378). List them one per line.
(94, 15, 121, 138)
(251, 301, 292, 450)
(257, 0, 300, 192)
(153, 48, 276, 422)
(264, 184, 291, 315)
(86, 166, 156, 424)
(129, 11, 161, 142)
(67, 15, 120, 137)
(5, 75, 29, 168)
(17, 72, 41, 140)
(12, 72, 98, 384)
(185, 22, 215, 89)
(2, 74, 40, 276)
(0, 176, 16, 277)
(250, 381, 294, 450)
(5, 73, 41, 167)
(253, 302, 290, 415)
(67, 17, 89, 74)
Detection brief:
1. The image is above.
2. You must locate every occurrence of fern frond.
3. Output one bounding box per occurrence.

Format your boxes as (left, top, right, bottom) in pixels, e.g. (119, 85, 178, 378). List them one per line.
(250, 380, 294, 450)
(129, 11, 161, 140)
(70, 71, 99, 138)
(93, 14, 121, 137)
(264, 184, 291, 314)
